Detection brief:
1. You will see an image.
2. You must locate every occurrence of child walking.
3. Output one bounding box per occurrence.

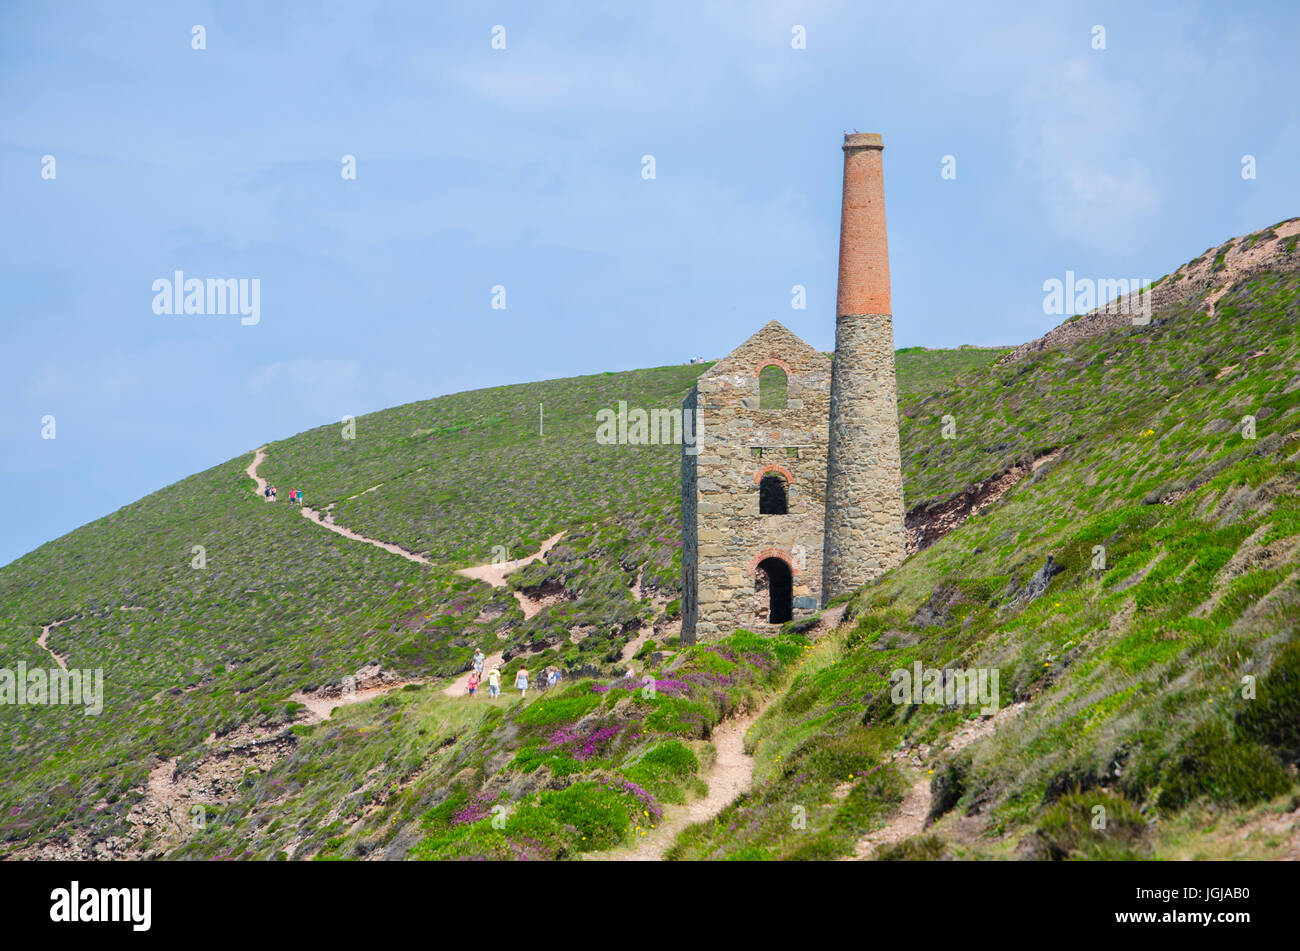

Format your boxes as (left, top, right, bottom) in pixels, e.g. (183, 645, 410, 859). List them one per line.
(466, 670, 480, 699)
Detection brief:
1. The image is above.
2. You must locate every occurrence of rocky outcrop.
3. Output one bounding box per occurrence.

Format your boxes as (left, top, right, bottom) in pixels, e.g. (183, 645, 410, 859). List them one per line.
(999, 218, 1300, 365)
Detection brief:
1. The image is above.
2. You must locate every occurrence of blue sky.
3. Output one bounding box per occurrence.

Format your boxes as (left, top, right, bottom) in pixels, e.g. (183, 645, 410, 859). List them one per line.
(2, 1, 1298, 567)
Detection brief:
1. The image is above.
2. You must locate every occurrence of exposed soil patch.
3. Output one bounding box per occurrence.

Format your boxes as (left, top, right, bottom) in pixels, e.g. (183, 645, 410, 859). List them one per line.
(905, 449, 1061, 554)
(512, 590, 562, 619)
(290, 662, 423, 721)
(454, 533, 565, 588)
(8, 721, 297, 860)
(453, 533, 567, 618)
(1224, 803, 1300, 860)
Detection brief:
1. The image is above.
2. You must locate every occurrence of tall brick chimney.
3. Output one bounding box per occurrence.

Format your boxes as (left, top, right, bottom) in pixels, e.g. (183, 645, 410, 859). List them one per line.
(821, 132, 906, 604)
(835, 133, 891, 317)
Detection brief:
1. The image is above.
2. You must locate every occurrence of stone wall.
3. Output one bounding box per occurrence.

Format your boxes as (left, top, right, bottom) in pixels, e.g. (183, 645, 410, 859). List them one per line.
(681, 321, 830, 644)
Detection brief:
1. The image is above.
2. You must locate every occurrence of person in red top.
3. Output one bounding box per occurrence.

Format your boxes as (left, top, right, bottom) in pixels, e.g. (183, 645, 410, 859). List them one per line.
(289, 488, 297, 504)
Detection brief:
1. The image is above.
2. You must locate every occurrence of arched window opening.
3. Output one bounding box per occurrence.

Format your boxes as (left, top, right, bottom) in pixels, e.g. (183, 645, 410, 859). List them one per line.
(758, 365, 788, 410)
(759, 473, 788, 515)
(755, 557, 793, 624)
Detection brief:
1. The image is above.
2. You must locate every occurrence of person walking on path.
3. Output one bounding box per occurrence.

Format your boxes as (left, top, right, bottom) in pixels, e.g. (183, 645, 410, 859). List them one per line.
(466, 670, 480, 699)
(486, 667, 500, 700)
(547, 667, 560, 690)
(472, 649, 485, 676)
(515, 667, 529, 699)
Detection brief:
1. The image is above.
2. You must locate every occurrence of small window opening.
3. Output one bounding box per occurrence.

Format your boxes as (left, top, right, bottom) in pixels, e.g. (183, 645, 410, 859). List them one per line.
(759, 473, 788, 514)
(758, 365, 788, 410)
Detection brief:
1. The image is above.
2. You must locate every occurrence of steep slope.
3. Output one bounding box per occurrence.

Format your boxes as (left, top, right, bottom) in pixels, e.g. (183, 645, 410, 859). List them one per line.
(673, 243, 1300, 860)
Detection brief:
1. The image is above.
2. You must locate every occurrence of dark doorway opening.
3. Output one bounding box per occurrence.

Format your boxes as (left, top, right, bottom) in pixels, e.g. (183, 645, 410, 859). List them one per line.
(756, 556, 793, 624)
(759, 474, 788, 514)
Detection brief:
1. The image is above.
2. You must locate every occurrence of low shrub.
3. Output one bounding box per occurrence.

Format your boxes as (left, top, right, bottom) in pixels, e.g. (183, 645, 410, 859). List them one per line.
(1157, 721, 1291, 811)
(1035, 790, 1147, 860)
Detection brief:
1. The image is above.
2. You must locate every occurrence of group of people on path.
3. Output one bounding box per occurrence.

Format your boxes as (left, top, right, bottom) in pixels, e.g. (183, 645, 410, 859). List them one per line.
(262, 484, 305, 505)
(464, 648, 561, 700)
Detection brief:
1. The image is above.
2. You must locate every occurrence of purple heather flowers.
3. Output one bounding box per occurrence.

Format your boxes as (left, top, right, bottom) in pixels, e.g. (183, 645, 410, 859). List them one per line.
(543, 723, 622, 761)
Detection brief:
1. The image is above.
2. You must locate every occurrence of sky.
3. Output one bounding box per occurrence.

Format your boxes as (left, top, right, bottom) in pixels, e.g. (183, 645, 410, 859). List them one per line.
(2, 1, 1298, 567)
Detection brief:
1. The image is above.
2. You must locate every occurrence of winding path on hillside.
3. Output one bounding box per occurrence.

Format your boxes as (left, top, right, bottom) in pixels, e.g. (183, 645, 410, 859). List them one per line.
(249, 442, 994, 860)
(454, 532, 567, 618)
(35, 610, 141, 671)
(610, 605, 848, 860)
(440, 653, 504, 698)
(848, 701, 1027, 860)
(36, 619, 71, 670)
(247, 446, 431, 564)
(247, 446, 571, 582)
(611, 707, 764, 861)
(247, 446, 577, 709)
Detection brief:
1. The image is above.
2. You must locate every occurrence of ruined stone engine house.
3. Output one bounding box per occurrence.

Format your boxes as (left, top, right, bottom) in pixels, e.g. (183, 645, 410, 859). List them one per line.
(681, 133, 907, 643)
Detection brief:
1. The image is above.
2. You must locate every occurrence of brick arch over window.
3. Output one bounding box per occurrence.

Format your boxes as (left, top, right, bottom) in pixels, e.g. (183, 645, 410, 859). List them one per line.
(748, 548, 802, 576)
(755, 464, 792, 515)
(752, 464, 795, 486)
(752, 356, 794, 379)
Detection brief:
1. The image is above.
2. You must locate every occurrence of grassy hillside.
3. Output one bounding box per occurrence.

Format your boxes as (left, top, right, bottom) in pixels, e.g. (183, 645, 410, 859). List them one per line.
(676, 260, 1300, 859)
(0, 345, 1004, 855)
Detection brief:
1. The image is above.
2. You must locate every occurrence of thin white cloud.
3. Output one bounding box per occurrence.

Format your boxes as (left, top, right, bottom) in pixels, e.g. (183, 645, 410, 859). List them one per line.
(246, 357, 361, 393)
(29, 357, 142, 401)
(1014, 57, 1162, 246)
(445, 42, 666, 111)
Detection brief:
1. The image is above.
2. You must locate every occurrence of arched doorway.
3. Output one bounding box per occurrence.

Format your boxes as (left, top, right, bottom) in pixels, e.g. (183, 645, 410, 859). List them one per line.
(755, 556, 793, 624)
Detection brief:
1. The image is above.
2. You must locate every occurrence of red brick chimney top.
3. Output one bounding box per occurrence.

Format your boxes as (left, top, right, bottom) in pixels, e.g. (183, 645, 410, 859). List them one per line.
(842, 132, 883, 150)
(836, 132, 891, 317)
